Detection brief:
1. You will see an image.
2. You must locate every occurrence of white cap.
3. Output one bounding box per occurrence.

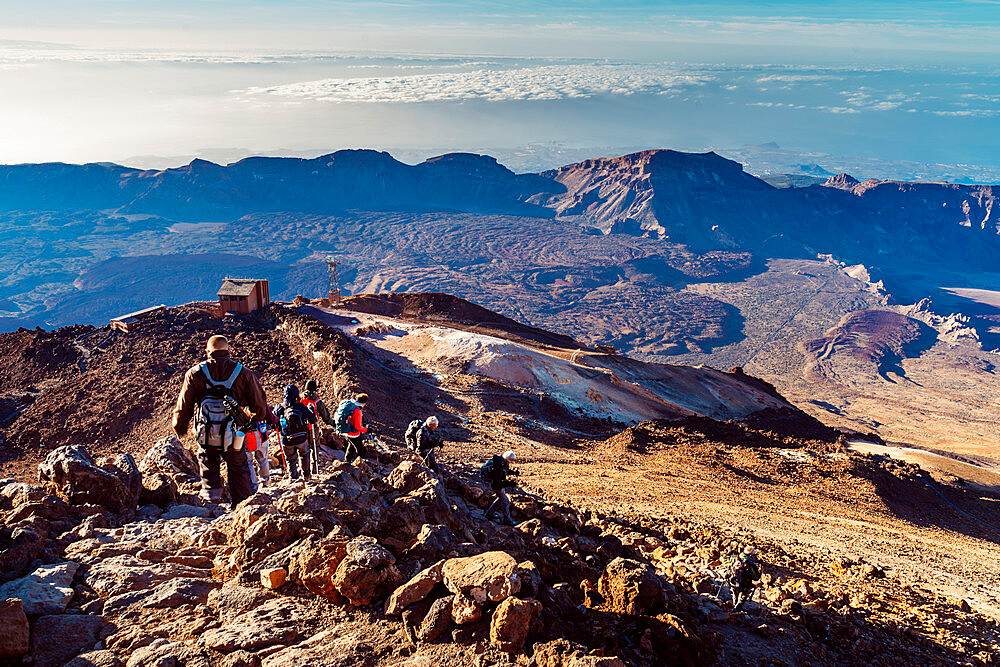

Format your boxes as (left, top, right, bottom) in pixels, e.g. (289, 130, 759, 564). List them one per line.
(743, 546, 755, 555)
(502, 450, 516, 461)
(425, 416, 439, 427)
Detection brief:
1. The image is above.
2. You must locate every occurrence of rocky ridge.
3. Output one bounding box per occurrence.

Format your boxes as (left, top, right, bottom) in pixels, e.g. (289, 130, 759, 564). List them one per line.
(2, 429, 997, 666)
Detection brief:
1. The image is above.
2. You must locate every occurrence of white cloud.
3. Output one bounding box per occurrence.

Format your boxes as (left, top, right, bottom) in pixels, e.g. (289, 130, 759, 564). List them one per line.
(756, 74, 840, 83)
(239, 63, 713, 104)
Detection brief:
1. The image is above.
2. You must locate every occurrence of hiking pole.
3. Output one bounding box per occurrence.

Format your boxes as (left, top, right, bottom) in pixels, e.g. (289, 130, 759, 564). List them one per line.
(310, 426, 320, 476)
(276, 431, 288, 475)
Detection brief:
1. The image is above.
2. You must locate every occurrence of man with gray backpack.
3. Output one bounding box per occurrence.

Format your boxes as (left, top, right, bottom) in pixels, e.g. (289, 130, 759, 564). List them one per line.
(172, 335, 268, 507)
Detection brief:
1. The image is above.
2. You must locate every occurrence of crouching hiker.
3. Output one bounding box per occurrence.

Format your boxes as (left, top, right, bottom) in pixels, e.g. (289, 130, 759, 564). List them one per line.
(728, 546, 763, 610)
(172, 335, 267, 508)
(275, 385, 317, 481)
(482, 450, 519, 525)
(335, 393, 369, 464)
(405, 416, 444, 472)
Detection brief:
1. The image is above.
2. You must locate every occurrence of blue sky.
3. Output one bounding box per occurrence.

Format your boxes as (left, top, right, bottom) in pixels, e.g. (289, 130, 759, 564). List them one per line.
(3, 1, 999, 58)
(0, 1, 998, 174)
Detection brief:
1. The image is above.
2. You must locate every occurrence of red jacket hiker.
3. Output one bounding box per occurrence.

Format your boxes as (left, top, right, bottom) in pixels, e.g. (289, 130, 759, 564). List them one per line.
(345, 404, 366, 438)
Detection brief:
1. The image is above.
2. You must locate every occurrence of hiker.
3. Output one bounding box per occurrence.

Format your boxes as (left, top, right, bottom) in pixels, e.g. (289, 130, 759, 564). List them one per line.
(405, 416, 444, 472)
(335, 393, 369, 464)
(245, 405, 278, 490)
(728, 546, 763, 610)
(274, 384, 317, 481)
(482, 450, 519, 525)
(301, 379, 334, 474)
(302, 379, 335, 427)
(172, 334, 267, 507)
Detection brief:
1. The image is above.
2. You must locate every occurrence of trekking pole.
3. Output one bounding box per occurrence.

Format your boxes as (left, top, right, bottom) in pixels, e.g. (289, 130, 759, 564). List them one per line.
(276, 431, 288, 473)
(311, 426, 320, 476)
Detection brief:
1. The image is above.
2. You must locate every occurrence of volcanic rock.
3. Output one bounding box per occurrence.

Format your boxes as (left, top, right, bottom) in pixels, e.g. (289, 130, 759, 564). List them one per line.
(0, 561, 79, 615)
(441, 551, 521, 603)
(64, 651, 125, 667)
(139, 436, 200, 484)
(125, 639, 210, 667)
(490, 596, 542, 652)
(0, 598, 29, 658)
(418, 594, 455, 641)
(38, 445, 141, 516)
(29, 613, 106, 667)
(451, 592, 482, 625)
(385, 559, 444, 615)
(138, 472, 177, 508)
(331, 536, 402, 606)
(597, 557, 664, 615)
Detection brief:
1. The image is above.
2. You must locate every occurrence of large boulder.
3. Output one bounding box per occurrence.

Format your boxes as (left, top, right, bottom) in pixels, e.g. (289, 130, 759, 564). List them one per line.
(441, 551, 521, 604)
(330, 536, 402, 606)
(384, 560, 444, 615)
(140, 436, 200, 484)
(38, 445, 141, 516)
(0, 598, 29, 658)
(0, 561, 80, 615)
(490, 596, 542, 652)
(289, 535, 350, 600)
(0, 525, 47, 582)
(28, 613, 106, 667)
(377, 478, 452, 543)
(597, 557, 664, 616)
(385, 460, 434, 494)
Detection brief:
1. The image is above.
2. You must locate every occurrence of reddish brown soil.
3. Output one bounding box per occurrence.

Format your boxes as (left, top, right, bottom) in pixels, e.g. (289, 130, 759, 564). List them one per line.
(3, 298, 999, 664)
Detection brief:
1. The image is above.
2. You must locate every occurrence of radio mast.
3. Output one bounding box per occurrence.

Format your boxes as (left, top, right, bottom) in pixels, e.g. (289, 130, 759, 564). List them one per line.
(324, 257, 342, 304)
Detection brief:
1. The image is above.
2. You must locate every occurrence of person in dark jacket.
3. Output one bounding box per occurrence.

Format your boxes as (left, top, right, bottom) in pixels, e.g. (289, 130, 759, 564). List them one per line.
(172, 335, 267, 507)
(274, 384, 317, 481)
(302, 379, 335, 427)
(483, 450, 519, 525)
(405, 416, 443, 472)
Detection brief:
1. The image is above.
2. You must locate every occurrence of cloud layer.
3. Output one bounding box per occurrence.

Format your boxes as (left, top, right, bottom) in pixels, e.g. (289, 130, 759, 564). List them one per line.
(242, 64, 711, 103)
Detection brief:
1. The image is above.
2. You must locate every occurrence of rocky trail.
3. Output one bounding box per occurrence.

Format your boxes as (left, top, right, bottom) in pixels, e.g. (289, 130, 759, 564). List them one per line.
(1, 295, 999, 665)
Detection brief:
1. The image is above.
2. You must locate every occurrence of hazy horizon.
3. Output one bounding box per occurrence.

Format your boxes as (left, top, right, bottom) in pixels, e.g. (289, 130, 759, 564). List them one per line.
(1, 1, 998, 179)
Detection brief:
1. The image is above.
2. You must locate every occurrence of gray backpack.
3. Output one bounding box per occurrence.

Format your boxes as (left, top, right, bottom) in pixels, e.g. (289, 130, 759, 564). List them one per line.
(194, 362, 242, 449)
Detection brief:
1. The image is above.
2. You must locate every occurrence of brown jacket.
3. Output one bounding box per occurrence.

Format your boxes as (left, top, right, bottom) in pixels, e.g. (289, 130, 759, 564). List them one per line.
(172, 350, 268, 437)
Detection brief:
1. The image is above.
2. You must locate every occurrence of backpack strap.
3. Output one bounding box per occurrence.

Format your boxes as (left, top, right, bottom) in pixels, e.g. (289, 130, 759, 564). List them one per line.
(200, 362, 243, 389)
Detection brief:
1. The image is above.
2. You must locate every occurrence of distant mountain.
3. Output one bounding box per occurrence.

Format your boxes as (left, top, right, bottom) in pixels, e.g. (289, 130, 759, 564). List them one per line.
(0, 150, 556, 221)
(2, 149, 996, 269)
(1, 147, 999, 339)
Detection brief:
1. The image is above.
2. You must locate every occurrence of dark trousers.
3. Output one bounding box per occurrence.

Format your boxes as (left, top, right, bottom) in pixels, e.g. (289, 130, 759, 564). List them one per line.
(345, 435, 366, 463)
(282, 440, 311, 480)
(197, 445, 253, 507)
(419, 448, 440, 473)
(485, 486, 512, 523)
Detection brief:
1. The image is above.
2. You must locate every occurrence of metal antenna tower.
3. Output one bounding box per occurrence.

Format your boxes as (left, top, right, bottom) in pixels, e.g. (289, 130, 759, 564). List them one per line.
(324, 257, 342, 303)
